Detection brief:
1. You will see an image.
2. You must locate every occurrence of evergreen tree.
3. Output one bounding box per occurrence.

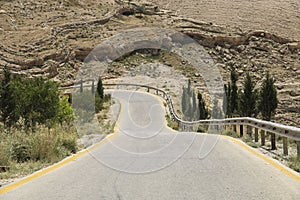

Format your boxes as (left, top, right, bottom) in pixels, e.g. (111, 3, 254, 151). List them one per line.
(197, 92, 208, 119)
(97, 78, 104, 99)
(181, 86, 187, 118)
(239, 73, 257, 117)
(192, 90, 197, 120)
(230, 67, 238, 116)
(95, 93, 103, 113)
(181, 81, 198, 121)
(223, 83, 233, 117)
(211, 98, 222, 119)
(0, 67, 18, 128)
(259, 72, 278, 121)
(187, 79, 191, 95)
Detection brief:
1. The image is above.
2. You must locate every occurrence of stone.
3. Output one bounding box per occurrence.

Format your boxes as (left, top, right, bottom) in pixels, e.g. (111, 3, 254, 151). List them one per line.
(287, 42, 300, 53)
(277, 85, 284, 90)
(215, 46, 222, 52)
(238, 69, 244, 74)
(237, 45, 246, 52)
(289, 91, 299, 97)
(194, 73, 200, 77)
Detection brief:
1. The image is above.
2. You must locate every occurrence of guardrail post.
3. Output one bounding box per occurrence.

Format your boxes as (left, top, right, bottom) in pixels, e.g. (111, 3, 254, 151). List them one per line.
(261, 130, 265, 146)
(254, 128, 259, 142)
(147, 87, 150, 93)
(282, 137, 288, 155)
(270, 132, 276, 150)
(247, 125, 252, 137)
(240, 125, 243, 137)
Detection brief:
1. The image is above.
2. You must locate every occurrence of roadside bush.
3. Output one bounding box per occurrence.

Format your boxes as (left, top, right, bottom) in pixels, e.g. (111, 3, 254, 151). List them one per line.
(222, 130, 239, 138)
(10, 142, 31, 163)
(29, 132, 54, 161)
(0, 141, 10, 167)
(61, 134, 78, 154)
(197, 125, 207, 133)
(288, 156, 300, 173)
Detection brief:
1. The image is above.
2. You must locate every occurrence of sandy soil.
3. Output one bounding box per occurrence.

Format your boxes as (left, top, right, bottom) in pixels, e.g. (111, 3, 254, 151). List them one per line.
(150, 0, 300, 40)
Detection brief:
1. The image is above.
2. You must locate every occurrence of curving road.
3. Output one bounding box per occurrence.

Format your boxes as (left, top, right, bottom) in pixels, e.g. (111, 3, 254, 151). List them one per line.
(1, 90, 300, 199)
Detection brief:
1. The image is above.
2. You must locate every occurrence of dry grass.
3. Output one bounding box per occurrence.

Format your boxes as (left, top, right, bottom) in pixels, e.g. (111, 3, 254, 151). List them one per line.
(0, 125, 78, 181)
(222, 128, 300, 173)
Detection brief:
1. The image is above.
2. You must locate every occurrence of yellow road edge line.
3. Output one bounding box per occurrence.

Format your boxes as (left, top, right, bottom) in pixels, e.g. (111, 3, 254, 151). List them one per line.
(0, 100, 122, 195)
(223, 135, 300, 182)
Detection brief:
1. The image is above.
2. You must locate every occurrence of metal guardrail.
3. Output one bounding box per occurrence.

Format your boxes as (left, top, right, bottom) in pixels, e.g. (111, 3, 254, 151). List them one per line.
(63, 82, 300, 156)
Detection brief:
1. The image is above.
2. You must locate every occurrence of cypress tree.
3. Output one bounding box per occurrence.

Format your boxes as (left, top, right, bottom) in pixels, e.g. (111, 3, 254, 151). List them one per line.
(226, 83, 232, 117)
(181, 86, 187, 118)
(239, 72, 257, 117)
(230, 67, 238, 116)
(192, 90, 197, 120)
(212, 98, 222, 119)
(197, 92, 208, 120)
(97, 78, 104, 99)
(0, 67, 18, 128)
(259, 72, 278, 121)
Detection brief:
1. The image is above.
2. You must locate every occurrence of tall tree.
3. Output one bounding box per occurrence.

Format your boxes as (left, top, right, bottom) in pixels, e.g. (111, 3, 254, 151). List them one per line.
(239, 73, 258, 117)
(259, 72, 278, 121)
(197, 92, 208, 120)
(192, 90, 197, 120)
(13, 77, 60, 132)
(181, 81, 199, 121)
(224, 83, 232, 117)
(0, 67, 18, 128)
(211, 98, 222, 119)
(230, 67, 238, 116)
(181, 86, 187, 118)
(97, 78, 104, 99)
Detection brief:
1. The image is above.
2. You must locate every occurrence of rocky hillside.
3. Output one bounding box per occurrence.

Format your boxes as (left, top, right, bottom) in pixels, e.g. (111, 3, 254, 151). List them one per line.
(0, 0, 299, 126)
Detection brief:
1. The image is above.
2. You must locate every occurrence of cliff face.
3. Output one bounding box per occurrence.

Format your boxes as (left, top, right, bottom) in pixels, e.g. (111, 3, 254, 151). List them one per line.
(0, 0, 299, 126)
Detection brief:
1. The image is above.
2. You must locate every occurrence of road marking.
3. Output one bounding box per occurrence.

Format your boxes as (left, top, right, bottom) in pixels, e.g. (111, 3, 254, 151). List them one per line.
(0, 101, 122, 195)
(223, 135, 300, 182)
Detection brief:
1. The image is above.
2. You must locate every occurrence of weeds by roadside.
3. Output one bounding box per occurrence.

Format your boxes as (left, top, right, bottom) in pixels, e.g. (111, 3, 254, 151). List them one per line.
(0, 92, 113, 184)
(165, 114, 179, 131)
(221, 129, 300, 173)
(0, 126, 78, 180)
(288, 156, 300, 173)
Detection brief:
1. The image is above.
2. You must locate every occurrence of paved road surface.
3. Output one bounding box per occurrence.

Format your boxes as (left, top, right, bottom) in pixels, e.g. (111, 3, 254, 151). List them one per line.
(1, 90, 300, 199)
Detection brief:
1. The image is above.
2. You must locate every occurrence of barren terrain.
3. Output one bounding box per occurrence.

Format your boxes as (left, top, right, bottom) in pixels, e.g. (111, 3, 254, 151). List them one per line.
(151, 0, 300, 40)
(0, 0, 299, 126)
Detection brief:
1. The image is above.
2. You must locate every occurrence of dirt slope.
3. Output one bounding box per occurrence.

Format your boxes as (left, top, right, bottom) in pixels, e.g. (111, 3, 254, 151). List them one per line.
(150, 0, 300, 40)
(0, 0, 299, 126)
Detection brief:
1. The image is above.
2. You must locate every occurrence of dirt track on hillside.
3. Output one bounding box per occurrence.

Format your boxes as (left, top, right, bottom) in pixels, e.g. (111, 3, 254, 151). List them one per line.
(151, 0, 300, 40)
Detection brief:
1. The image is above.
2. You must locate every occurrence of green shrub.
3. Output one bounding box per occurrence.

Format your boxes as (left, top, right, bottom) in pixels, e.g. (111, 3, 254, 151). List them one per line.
(103, 94, 111, 102)
(10, 142, 31, 163)
(288, 156, 300, 173)
(61, 135, 78, 154)
(242, 135, 259, 148)
(222, 130, 239, 138)
(197, 125, 207, 133)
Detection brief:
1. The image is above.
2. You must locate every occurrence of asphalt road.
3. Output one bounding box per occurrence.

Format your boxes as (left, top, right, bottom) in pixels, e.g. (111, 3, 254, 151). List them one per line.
(1, 90, 300, 199)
